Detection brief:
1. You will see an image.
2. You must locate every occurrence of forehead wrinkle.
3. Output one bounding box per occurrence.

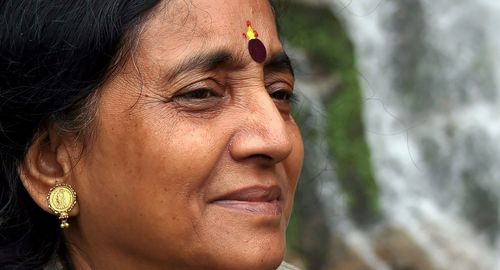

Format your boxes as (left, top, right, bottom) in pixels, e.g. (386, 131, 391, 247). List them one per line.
(135, 0, 284, 87)
(160, 47, 247, 85)
(142, 0, 203, 44)
(153, 0, 192, 25)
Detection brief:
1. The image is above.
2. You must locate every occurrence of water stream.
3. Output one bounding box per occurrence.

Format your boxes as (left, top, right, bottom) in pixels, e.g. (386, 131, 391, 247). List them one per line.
(324, 0, 500, 269)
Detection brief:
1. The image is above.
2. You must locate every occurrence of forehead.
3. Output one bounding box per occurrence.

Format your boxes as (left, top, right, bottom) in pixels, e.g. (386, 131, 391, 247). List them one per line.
(138, 0, 280, 65)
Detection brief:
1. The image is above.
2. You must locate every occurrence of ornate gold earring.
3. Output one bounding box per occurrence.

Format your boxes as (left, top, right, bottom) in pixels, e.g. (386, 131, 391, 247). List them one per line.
(47, 183, 77, 229)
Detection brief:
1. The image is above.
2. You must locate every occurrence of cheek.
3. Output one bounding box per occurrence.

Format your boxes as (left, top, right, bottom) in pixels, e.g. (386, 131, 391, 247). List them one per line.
(89, 113, 223, 204)
(76, 102, 229, 251)
(284, 123, 304, 211)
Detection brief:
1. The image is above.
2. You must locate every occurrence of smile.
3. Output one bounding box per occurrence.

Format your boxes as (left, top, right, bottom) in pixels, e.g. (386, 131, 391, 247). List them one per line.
(210, 186, 283, 216)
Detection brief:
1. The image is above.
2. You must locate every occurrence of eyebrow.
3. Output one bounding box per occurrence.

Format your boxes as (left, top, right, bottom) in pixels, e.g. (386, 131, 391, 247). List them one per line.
(164, 50, 235, 83)
(163, 49, 295, 83)
(265, 51, 295, 77)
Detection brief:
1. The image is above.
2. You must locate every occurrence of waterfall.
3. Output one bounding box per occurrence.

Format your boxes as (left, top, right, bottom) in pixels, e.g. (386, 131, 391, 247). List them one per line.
(325, 0, 500, 269)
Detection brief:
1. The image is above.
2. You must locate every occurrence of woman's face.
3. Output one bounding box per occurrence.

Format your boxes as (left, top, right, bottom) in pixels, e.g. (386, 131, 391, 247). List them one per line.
(68, 0, 303, 269)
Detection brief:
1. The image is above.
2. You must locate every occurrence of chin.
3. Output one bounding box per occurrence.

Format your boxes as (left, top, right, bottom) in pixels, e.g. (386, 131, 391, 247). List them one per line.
(200, 233, 286, 270)
(215, 250, 284, 270)
(238, 242, 285, 270)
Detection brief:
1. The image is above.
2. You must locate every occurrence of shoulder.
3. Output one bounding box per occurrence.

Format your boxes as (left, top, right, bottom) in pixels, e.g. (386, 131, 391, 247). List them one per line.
(277, 261, 302, 270)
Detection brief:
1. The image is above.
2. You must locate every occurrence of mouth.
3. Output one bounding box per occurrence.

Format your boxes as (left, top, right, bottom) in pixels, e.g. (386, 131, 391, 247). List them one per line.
(210, 186, 283, 216)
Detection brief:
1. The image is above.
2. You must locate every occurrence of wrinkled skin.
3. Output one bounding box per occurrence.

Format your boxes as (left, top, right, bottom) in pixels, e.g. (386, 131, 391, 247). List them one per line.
(65, 0, 304, 269)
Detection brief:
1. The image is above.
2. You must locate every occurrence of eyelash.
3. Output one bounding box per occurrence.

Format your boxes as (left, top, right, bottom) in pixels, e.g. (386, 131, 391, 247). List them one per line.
(176, 88, 298, 105)
(270, 90, 299, 105)
(175, 88, 219, 100)
(170, 77, 299, 115)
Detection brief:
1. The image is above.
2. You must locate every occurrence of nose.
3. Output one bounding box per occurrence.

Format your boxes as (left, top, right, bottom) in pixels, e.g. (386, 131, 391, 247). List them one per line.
(228, 87, 294, 166)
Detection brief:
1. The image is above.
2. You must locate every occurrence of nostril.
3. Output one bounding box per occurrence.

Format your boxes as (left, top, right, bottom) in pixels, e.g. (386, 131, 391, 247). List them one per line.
(248, 154, 273, 161)
(247, 154, 276, 168)
(249, 152, 270, 157)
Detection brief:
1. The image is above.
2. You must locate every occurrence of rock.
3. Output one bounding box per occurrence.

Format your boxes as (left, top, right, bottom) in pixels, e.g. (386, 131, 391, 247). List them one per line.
(372, 226, 436, 270)
(326, 235, 373, 270)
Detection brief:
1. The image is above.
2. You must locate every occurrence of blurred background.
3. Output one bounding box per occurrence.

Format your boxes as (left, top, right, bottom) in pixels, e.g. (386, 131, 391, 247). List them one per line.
(279, 0, 500, 269)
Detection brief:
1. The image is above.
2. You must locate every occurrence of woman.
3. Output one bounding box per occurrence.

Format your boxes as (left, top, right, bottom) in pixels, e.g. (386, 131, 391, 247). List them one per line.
(0, 0, 304, 269)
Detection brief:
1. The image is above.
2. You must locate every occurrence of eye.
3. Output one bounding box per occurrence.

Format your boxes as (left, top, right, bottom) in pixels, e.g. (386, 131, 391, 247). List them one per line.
(172, 79, 225, 102)
(170, 80, 226, 113)
(270, 90, 296, 102)
(268, 87, 299, 115)
(268, 82, 299, 107)
(174, 88, 218, 100)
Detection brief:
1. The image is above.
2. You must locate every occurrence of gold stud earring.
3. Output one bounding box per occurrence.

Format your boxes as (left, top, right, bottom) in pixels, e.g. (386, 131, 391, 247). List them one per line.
(47, 183, 77, 229)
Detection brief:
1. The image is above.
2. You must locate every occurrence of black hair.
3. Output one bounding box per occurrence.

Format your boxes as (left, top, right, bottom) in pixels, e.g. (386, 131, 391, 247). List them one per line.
(0, 1, 161, 269)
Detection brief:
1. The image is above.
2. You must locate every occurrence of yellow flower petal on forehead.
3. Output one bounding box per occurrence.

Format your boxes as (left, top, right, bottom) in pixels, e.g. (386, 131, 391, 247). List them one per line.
(245, 21, 257, 40)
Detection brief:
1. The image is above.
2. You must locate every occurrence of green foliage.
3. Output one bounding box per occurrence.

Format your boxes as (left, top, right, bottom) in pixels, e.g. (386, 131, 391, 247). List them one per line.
(327, 89, 380, 225)
(279, 1, 380, 226)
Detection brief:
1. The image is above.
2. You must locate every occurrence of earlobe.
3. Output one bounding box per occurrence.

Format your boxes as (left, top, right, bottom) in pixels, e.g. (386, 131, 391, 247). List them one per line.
(18, 127, 80, 218)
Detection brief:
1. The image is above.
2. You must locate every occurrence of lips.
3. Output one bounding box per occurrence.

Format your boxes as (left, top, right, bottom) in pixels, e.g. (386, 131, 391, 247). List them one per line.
(210, 186, 283, 216)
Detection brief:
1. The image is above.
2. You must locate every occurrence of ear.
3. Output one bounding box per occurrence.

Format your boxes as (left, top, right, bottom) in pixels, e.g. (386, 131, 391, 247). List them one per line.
(18, 126, 80, 217)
